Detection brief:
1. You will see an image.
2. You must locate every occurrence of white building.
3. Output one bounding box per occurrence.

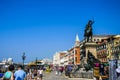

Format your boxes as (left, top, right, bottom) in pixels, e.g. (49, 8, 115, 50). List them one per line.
(1, 58, 13, 65)
(53, 51, 67, 66)
(41, 58, 52, 65)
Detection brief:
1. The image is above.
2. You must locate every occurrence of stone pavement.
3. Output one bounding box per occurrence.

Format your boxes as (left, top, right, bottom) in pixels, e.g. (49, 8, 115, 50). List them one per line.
(68, 78, 93, 80)
(0, 71, 93, 80)
(42, 71, 68, 80)
(42, 71, 93, 80)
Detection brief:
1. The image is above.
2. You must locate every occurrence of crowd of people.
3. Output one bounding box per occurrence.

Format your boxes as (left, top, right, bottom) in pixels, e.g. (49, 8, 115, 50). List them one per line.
(2, 65, 26, 80)
(5, 64, 120, 80)
(1, 65, 44, 80)
(54, 65, 75, 78)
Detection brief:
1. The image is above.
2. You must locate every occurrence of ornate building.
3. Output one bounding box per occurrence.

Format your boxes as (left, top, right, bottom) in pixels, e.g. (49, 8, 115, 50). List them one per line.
(96, 38, 108, 62)
(108, 35, 120, 60)
(96, 35, 120, 63)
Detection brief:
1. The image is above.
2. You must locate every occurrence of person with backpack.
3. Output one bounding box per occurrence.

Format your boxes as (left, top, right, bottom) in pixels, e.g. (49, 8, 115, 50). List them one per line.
(2, 65, 15, 80)
(14, 65, 26, 80)
(67, 65, 72, 78)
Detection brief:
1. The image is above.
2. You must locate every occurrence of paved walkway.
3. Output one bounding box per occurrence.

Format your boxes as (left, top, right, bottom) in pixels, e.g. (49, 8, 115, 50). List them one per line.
(42, 71, 93, 80)
(0, 71, 93, 80)
(43, 71, 68, 80)
(69, 78, 93, 80)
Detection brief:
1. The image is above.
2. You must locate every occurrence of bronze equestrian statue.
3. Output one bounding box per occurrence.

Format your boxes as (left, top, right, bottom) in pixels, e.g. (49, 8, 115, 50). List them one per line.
(84, 20, 94, 42)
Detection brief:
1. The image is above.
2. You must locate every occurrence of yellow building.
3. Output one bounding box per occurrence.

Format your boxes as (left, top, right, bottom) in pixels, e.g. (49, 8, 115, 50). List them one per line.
(96, 35, 120, 63)
(109, 35, 120, 60)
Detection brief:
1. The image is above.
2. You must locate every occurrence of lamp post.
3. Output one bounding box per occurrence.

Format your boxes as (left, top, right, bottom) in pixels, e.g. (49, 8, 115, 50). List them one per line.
(22, 52, 26, 69)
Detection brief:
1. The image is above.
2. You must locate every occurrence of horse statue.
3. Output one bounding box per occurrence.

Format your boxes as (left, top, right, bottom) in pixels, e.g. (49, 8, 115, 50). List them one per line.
(84, 20, 94, 42)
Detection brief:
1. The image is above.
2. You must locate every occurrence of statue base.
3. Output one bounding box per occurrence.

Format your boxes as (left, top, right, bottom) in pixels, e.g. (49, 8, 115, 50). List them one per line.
(80, 42, 97, 70)
(85, 42, 97, 58)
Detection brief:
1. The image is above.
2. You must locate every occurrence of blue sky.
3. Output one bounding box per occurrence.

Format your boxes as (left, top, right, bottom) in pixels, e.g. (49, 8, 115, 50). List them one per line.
(0, 0, 120, 63)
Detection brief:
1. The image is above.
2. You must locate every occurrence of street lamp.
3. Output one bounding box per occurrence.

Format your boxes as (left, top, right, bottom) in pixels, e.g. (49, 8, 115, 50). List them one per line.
(22, 52, 26, 69)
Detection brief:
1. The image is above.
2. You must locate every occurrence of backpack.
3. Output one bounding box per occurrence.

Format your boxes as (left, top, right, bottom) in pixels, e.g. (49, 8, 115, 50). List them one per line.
(67, 66, 72, 72)
(3, 71, 12, 80)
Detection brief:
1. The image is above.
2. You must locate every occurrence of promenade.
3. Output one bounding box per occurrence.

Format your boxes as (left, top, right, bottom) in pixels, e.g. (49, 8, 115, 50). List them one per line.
(42, 71, 93, 80)
(69, 78, 93, 80)
(0, 71, 93, 80)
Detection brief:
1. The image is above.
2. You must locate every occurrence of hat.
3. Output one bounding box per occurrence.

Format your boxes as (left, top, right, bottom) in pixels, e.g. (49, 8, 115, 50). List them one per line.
(116, 66, 120, 73)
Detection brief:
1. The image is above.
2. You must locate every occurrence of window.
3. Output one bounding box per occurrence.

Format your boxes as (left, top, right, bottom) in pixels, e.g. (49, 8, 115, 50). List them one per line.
(75, 57, 77, 62)
(75, 50, 77, 54)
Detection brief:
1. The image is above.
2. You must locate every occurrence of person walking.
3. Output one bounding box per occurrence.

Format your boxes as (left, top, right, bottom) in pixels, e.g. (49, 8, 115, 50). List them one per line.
(59, 66, 64, 75)
(2, 65, 15, 80)
(14, 65, 26, 80)
(27, 69, 32, 80)
(33, 69, 37, 80)
(67, 65, 72, 78)
(38, 67, 43, 80)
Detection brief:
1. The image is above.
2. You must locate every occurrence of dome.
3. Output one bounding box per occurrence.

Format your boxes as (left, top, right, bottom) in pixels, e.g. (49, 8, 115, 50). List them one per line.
(8, 58, 13, 62)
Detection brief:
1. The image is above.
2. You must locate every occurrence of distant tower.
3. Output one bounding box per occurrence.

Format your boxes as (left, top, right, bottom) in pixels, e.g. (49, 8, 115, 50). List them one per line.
(74, 34, 80, 65)
(75, 34, 80, 46)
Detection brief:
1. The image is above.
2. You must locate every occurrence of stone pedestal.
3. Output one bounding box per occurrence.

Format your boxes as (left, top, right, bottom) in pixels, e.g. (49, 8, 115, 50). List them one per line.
(85, 42, 97, 59)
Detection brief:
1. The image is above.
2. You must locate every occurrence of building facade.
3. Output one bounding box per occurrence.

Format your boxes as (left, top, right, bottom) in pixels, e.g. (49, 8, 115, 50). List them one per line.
(74, 34, 80, 65)
(96, 39, 108, 62)
(53, 51, 67, 66)
(96, 35, 120, 63)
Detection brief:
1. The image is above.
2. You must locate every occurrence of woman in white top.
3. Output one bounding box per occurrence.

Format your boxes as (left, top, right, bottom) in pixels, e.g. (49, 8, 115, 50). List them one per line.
(38, 67, 43, 80)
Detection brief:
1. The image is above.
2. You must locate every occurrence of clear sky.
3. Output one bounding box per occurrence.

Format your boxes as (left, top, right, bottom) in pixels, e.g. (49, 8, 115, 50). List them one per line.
(0, 0, 120, 63)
